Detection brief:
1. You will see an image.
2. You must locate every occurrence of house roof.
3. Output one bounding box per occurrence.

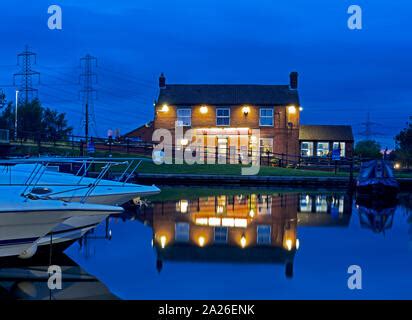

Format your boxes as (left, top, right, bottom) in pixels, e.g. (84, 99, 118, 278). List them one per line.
(299, 125, 354, 141)
(157, 84, 299, 106)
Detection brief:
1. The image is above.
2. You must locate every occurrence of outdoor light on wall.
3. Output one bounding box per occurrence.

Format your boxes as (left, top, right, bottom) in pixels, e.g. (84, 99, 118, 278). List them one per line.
(240, 235, 247, 248)
(242, 106, 250, 116)
(287, 105, 296, 114)
(180, 138, 189, 146)
(200, 105, 208, 114)
(299, 106, 303, 111)
(296, 239, 300, 250)
(160, 104, 169, 112)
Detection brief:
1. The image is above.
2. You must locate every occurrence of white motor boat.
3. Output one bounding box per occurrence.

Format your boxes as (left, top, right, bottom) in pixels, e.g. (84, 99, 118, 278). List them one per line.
(0, 191, 124, 258)
(1, 163, 160, 205)
(0, 158, 160, 255)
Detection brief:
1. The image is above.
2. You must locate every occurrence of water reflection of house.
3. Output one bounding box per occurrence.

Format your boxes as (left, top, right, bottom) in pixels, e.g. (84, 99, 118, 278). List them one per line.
(140, 194, 299, 278)
(297, 193, 352, 227)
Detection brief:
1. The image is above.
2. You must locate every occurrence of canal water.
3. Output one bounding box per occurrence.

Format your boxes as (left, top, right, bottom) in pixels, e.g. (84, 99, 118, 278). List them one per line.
(2, 187, 412, 300)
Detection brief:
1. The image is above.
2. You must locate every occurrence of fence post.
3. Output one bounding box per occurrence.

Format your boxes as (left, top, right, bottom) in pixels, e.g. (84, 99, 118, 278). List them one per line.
(349, 158, 354, 189)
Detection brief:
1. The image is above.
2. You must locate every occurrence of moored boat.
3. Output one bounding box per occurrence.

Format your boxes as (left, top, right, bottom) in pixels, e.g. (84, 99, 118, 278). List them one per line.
(356, 160, 399, 199)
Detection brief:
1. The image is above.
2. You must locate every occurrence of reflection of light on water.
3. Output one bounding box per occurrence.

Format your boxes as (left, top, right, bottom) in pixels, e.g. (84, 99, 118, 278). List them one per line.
(195, 218, 208, 225)
(240, 235, 247, 248)
(179, 200, 189, 213)
(160, 235, 167, 249)
(198, 236, 205, 247)
(286, 239, 293, 251)
(208, 217, 220, 226)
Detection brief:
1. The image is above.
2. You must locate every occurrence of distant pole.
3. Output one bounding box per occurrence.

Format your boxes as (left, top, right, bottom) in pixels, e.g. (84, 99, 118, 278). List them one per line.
(14, 90, 19, 140)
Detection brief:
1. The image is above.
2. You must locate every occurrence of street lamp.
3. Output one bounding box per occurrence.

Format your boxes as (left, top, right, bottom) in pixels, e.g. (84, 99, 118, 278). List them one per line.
(14, 90, 19, 140)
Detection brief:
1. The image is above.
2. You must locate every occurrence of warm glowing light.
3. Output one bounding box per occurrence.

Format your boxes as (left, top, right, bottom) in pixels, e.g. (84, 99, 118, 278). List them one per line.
(240, 236, 247, 248)
(250, 135, 258, 143)
(208, 217, 221, 226)
(160, 235, 167, 249)
(286, 239, 293, 251)
(222, 218, 235, 227)
(200, 105, 208, 114)
(249, 209, 255, 218)
(180, 138, 189, 146)
(179, 200, 188, 213)
(394, 163, 401, 170)
(234, 218, 247, 228)
(196, 218, 208, 225)
(287, 105, 296, 114)
(296, 239, 300, 250)
(216, 206, 224, 214)
(198, 236, 205, 247)
(160, 104, 169, 112)
(242, 106, 250, 115)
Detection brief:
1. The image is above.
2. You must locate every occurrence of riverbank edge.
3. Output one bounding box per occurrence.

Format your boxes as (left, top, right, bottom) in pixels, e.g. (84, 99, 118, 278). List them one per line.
(134, 173, 412, 190)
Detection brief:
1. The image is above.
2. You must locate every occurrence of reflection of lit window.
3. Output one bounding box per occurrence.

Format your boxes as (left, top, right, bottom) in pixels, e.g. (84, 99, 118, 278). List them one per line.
(195, 218, 208, 225)
(258, 195, 272, 215)
(209, 217, 221, 226)
(216, 195, 227, 214)
(257, 225, 271, 245)
(234, 218, 247, 228)
(316, 195, 328, 213)
(214, 227, 228, 243)
(175, 222, 190, 242)
(299, 194, 312, 212)
(176, 200, 189, 213)
(222, 218, 235, 227)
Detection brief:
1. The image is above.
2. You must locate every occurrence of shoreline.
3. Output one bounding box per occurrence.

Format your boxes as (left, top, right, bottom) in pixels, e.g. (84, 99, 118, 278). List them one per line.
(134, 173, 412, 190)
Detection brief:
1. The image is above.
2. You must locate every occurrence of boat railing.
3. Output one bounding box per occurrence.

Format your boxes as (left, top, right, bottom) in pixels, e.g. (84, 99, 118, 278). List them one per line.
(0, 157, 152, 202)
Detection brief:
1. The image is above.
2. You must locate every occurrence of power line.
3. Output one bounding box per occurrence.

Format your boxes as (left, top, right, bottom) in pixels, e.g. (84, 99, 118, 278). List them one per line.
(358, 112, 384, 140)
(13, 45, 40, 104)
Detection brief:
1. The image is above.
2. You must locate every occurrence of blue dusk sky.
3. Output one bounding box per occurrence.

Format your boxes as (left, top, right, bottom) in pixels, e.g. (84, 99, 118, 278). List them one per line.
(0, 0, 411, 147)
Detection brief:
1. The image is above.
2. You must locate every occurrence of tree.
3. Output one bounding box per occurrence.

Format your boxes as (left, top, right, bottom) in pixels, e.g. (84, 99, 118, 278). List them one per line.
(42, 107, 73, 144)
(354, 140, 382, 159)
(0, 98, 72, 143)
(395, 123, 412, 168)
(0, 102, 14, 130)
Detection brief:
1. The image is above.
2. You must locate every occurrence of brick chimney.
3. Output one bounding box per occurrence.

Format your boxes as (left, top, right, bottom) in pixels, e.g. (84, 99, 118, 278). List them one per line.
(289, 72, 298, 90)
(159, 73, 166, 89)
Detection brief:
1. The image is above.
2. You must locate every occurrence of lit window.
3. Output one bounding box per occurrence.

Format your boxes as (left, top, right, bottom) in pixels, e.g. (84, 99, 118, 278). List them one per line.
(259, 108, 274, 126)
(214, 227, 228, 243)
(216, 108, 230, 126)
(333, 142, 346, 157)
(317, 142, 329, 157)
(175, 222, 190, 242)
(259, 138, 273, 154)
(257, 225, 271, 245)
(177, 108, 191, 126)
(301, 142, 314, 157)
